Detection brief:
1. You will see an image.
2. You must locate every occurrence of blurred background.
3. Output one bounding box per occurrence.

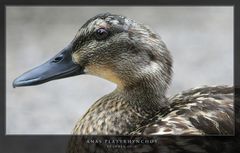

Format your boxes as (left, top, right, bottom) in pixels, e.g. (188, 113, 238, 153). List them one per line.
(6, 7, 233, 134)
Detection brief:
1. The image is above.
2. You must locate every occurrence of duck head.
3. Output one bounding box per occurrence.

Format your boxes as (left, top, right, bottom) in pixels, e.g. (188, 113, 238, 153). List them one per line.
(13, 13, 172, 91)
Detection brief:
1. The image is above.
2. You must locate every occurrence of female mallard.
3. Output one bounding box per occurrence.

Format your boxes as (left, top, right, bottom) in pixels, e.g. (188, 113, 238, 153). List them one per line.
(13, 13, 234, 135)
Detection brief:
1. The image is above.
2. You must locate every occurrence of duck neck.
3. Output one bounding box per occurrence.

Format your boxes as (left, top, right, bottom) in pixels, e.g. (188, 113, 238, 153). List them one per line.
(118, 76, 170, 117)
(74, 71, 171, 134)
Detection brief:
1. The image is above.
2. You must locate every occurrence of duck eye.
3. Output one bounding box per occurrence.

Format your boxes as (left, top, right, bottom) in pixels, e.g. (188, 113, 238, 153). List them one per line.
(95, 28, 109, 40)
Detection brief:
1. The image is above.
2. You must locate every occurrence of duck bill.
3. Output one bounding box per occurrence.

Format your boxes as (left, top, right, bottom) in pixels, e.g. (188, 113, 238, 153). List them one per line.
(13, 44, 84, 88)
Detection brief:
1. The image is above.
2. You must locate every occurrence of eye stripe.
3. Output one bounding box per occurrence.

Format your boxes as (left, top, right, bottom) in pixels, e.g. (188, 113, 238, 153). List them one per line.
(95, 28, 109, 40)
(72, 14, 130, 51)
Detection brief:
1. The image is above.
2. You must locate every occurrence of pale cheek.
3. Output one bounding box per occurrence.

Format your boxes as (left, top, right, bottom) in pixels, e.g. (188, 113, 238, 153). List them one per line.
(84, 65, 124, 87)
(72, 51, 89, 65)
(72, 53, 81, 64)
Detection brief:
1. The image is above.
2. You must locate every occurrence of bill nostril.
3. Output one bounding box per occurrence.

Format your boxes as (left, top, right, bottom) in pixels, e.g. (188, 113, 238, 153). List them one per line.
(52, 54, 64, 63)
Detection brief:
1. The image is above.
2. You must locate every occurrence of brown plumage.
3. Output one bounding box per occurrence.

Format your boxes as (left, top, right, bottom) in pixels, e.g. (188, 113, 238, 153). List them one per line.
(132, 86, 234, 135)
(13, 13, 234, 138)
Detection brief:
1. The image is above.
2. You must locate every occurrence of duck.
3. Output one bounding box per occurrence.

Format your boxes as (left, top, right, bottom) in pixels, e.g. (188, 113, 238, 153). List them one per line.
(13, 13, 234, 136)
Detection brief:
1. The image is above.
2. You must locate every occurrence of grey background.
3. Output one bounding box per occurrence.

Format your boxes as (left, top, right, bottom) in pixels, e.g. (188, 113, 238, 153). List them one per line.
(6, 7, 233, 134)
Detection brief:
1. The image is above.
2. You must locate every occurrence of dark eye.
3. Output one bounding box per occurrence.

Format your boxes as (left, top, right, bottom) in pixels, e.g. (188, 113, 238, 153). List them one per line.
(95, 28, 109, 40)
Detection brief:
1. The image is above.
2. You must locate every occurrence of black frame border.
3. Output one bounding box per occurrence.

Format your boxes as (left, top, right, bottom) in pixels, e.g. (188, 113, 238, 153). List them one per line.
(0, 0, 239, 153)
